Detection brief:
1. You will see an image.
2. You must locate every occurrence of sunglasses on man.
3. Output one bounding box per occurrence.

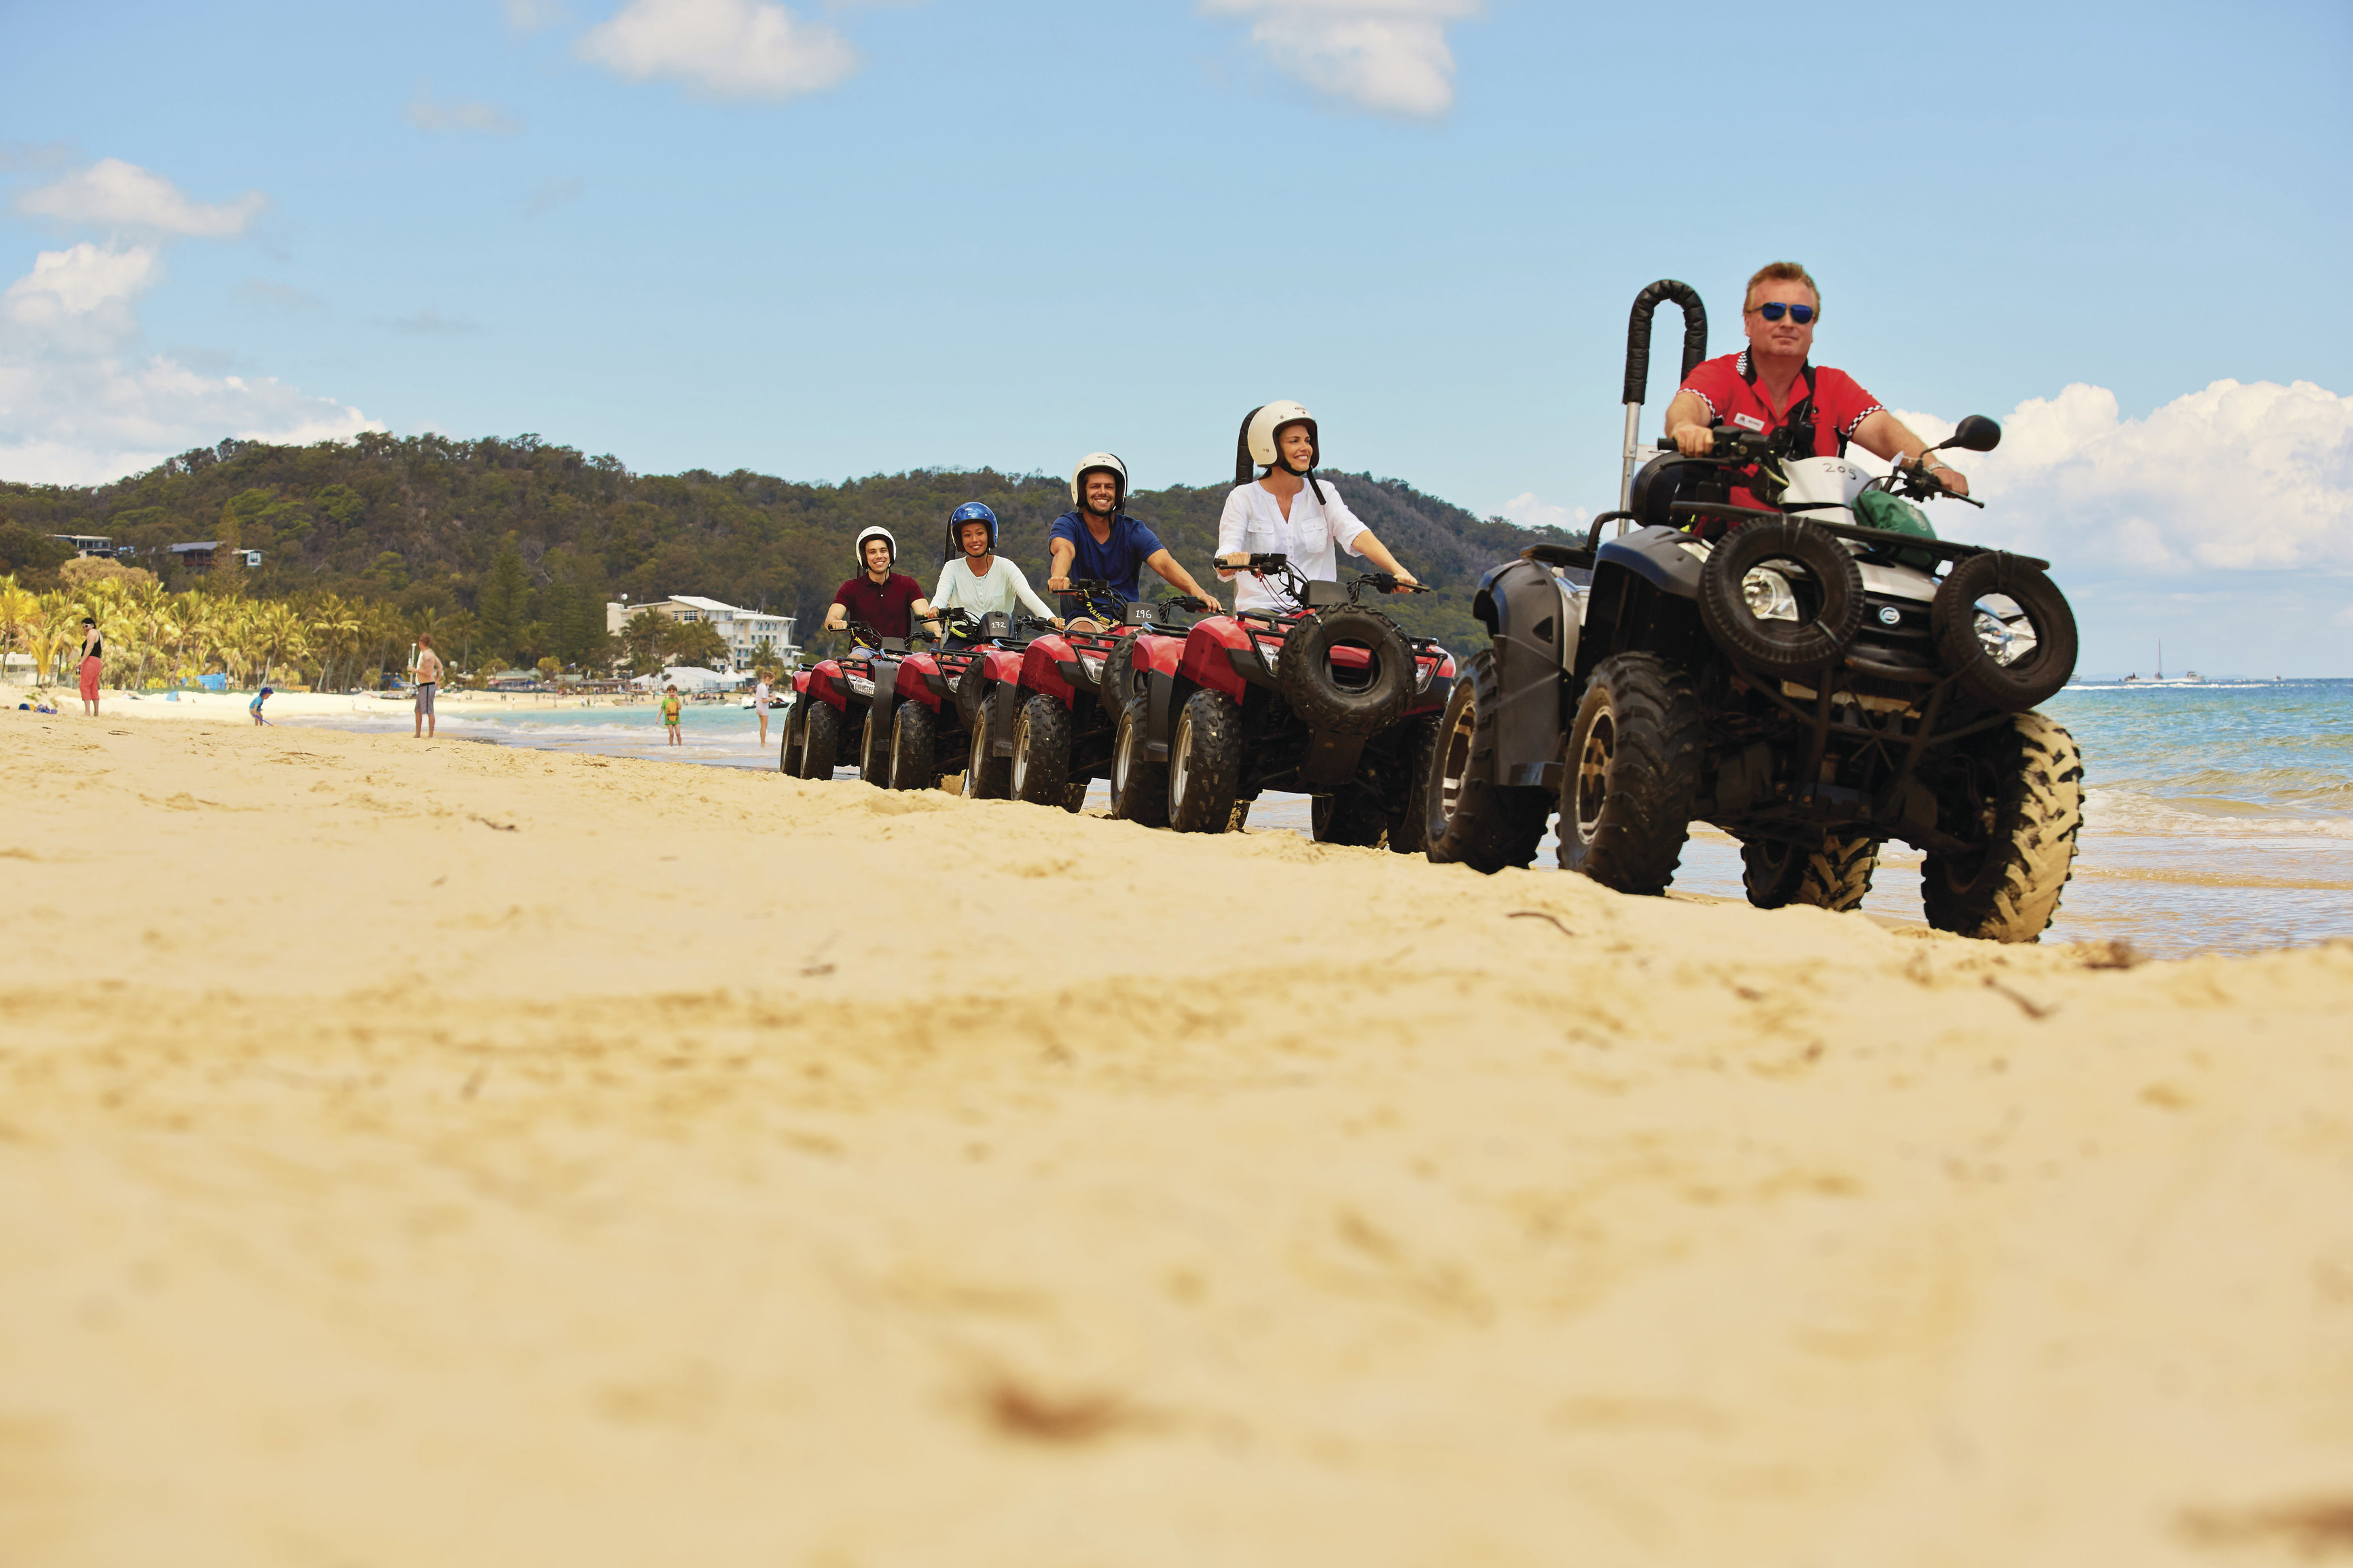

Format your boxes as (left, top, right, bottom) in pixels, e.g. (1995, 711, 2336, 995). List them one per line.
(1748, 302, 1816, 325)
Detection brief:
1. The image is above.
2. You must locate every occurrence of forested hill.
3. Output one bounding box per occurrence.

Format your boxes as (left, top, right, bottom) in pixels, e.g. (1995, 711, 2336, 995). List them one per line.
(0, 433, 1580, 653)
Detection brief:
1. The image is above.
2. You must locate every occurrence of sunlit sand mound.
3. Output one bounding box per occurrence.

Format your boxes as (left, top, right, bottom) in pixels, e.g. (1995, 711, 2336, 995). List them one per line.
(3, 718, 2349, 1567)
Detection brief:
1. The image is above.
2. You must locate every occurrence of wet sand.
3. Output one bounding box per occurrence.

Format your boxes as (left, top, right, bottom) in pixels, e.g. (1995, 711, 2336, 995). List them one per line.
(3, 712, 2350, 1566)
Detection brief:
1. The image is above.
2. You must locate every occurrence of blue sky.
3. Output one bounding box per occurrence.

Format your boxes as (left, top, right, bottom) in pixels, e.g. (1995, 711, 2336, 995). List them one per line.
(3, 0, 2349, 672)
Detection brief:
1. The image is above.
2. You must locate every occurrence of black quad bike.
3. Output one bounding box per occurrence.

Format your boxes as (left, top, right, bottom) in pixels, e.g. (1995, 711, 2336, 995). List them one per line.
(1426, 279, 2085, 943)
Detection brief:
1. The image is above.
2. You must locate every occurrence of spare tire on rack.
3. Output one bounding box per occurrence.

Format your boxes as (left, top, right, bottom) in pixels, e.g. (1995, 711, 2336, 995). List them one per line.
(1930, 551, 2078, 711)
(1697, 519, 1865, 677)
(1276, 603, 1416, 737)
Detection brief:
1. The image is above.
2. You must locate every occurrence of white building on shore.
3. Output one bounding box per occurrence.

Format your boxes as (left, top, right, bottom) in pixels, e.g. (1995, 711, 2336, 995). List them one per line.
(606, 596, 797, 672)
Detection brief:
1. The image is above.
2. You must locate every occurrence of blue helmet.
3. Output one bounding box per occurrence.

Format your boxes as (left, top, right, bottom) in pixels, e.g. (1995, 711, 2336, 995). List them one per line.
(945, 501, 998, 560)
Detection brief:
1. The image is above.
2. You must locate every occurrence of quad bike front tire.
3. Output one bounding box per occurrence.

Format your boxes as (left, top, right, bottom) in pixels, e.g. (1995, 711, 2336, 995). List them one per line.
(1109, 696, 1170, 828)
(1424, 649, 1551, 873)
(1311, 790, 1389, 847)
(1930, 553, 2079, 712)
(1741, 834, 1881, 912)
(1011, 693, 1075, 808)
(1558, 652, 1704, 896)
(1922, 710, 2083, 943)
(963, 689, 1015, 800)
(802, 699, 842, 780)
(889, 700, 937, 791)
(1169, 689, 1243, 834)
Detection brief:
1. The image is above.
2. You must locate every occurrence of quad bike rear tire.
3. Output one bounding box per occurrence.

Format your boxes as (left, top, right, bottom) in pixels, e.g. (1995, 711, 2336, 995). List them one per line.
(1109, 696, 1170, 827)
(1277, 604, 1417, 737)
(1922, 710, 2083, 943)
(1386, 714, 1437, 856)
(1424, 649, 1551, 873)
(859, 705, 894, 786)
(1741, 834, 1881, 912)
(1311, 790, 1389, 847)
(1100, 634, 1144, 714)
(1011, 693, 1075, 807)
(1931, 553, 2079, 711)
(1169, 689, 1243, 834)
(889, 700, 937, 791)
(778, 706, 804, 776)
(1558, 652, 1704, 896)
(802, 699, 841, 780)
(1698, 520, 1865, 677)
(963, 689, 1015, 800)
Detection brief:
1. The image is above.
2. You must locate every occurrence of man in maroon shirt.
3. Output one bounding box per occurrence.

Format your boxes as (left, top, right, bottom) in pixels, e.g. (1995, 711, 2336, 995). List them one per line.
(822, 526, 938, 641)
(1664, 261, 1971, 507)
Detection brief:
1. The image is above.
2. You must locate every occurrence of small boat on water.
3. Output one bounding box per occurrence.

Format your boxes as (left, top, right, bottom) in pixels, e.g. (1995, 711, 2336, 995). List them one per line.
(2122, 642, 2205, 685)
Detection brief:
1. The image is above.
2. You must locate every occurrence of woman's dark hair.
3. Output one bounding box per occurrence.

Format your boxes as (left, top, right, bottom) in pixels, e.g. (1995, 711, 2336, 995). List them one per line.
(82, 617, 95, 625)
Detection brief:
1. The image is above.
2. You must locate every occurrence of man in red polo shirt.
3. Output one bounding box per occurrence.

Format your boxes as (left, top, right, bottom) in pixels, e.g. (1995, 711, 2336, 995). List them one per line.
(1664, 261, 1971, 507)
(823, 526, 939, 641)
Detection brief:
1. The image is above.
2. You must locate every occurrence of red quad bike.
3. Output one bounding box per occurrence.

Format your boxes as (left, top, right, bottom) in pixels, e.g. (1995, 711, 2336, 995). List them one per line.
(1425, 278, 2084, 943)
(777, 621, 912, 783)
(992, 581, 1213, 814)
(1145, 555, 1455, 844)
(878, 606, 1046, 792)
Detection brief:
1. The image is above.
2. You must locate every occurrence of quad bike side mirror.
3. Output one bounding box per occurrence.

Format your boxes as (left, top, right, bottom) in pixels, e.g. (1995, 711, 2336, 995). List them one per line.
(1937, 415, 2002, 454)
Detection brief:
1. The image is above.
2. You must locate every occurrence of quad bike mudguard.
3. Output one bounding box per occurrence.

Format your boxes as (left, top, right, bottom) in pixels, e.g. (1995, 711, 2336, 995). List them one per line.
(1471, 556, 1580, 791)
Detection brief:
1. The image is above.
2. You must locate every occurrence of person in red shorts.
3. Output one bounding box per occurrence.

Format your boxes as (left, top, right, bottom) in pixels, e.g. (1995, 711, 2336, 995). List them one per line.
(1663, 261, 1971, 511)
(822, 526, 939, 642)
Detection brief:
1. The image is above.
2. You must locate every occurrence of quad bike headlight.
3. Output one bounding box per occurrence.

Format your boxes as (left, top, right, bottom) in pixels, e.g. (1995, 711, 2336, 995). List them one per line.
(1416, 659, 1434, 692)
(1740, 566, 1801, 623)
(1973, 607, 2038, 667)
(1078, 653, 1106, 680)
(846, 673, 875, 697)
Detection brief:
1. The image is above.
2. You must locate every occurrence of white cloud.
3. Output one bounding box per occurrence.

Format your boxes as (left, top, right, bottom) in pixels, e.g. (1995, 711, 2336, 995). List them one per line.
(16, 158, 266, 239)
(1873, 380, 2353, 576)
(407, 86, 524, 136)
(579, 0, 857, 100)
(1496, 490, 1589, 532)
(0, 242, 375, 487)
(506, 0, 566, 29)
(1204, 0, 1481, 117)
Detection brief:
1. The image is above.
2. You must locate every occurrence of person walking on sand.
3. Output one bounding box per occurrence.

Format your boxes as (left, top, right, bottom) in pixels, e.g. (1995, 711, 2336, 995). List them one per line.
(753, 668, 774, 746)
(76, 616, 103, 716)
(249, 686, 274, 725)
(413, 633, 445, 739)
(662, 682, 683, 746)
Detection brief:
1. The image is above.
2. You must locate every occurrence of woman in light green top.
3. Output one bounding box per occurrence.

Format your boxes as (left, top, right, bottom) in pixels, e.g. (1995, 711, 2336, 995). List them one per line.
(931, 503, 1060, 640)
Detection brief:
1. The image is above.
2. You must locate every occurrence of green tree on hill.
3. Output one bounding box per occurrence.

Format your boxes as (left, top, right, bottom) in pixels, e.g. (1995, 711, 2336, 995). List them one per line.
(476, 532, 528, 663)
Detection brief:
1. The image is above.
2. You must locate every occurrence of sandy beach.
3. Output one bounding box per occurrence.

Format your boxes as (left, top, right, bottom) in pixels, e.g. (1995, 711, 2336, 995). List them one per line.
(3, 706, 2350, 1567)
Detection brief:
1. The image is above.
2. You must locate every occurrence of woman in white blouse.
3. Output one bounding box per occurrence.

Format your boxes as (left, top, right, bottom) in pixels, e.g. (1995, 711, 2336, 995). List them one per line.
(1215, 400, 1419, 613)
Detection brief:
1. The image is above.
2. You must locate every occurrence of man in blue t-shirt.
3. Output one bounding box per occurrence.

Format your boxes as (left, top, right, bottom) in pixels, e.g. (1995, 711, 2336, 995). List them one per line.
(1046, 452, 1221, 610)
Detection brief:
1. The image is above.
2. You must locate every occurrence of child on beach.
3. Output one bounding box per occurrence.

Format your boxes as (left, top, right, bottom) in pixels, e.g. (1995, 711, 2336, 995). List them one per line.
(753, 670, 774, 746)
(662, 683, 683, 746)
(249, 687, 273, 725)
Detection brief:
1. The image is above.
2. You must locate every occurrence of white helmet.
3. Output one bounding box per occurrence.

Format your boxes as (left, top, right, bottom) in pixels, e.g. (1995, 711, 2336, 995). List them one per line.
(1070, 452, 1128, 513)
(854, 525, 897, 568)
(1235, 401, 1325, 501)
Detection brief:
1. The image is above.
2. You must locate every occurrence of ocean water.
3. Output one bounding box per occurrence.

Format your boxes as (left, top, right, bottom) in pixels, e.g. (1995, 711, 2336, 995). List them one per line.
(285, 680, 2353, 959)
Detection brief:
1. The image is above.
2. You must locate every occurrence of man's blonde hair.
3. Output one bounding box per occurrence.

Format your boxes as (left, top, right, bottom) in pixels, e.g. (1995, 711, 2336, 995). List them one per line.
(1744, 261, 1821, 315)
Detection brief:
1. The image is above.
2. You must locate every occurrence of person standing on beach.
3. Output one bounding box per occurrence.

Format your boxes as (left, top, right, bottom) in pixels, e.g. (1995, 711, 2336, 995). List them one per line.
(662, 682, 683, 746)
(753, 668, 774, 746)
(413, 634, 444, 740)
(76, 616, 102, 716)
(1047, 454, 1221, 617)
(249, 686, 274, 725)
